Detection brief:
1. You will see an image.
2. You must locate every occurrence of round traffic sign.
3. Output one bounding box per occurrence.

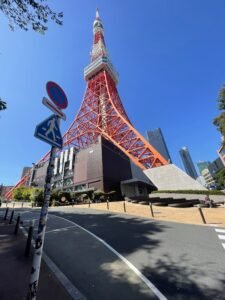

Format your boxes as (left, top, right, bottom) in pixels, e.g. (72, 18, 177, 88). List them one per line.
(46, 81, 68, 109)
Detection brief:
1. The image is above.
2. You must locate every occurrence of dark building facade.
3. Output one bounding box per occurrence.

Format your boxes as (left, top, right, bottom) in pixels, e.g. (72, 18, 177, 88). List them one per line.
(30, 136, 152, 195)
(179, 147, 198, 179)
(31, 161, 49, 188)
(146, 128, 172, 163)
(72, 136, 133, 193)
(21, 167, 32, 179)
(208, 157, 224, 176)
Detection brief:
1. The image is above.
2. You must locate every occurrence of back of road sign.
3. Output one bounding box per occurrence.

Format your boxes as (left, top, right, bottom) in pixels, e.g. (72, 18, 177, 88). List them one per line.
(34, 114, 63, 148)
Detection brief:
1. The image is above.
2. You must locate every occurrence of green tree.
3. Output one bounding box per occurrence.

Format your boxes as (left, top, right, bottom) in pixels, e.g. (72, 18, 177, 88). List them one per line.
(214, 169, 225, 188)
(22, 187, 32, 200)
(0, 99, 7, 111)
(12, 186, 32, 200)
(30, 188, 44, 206)
(213, 84, 225, 141)
(0, 0, 63, 34)
(217, 84, 225, 110)
(13, 187, 23, 200)
(50, 189, 60, 201)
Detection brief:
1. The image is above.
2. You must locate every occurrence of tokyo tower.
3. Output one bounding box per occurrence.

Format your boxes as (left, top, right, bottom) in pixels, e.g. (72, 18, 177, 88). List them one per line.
(6, 10, 168, 199)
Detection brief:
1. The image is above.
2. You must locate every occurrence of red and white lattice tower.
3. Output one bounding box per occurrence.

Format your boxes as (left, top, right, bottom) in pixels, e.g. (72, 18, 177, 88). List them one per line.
(6, 10, 168, 199)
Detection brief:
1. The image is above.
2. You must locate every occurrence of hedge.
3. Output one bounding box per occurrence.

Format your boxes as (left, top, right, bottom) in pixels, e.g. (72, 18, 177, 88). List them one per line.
(152, 190, 224, 195)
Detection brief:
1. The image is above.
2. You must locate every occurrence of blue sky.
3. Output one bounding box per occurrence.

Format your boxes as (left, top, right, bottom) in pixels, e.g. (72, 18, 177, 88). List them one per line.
(0, 0, 224, 185)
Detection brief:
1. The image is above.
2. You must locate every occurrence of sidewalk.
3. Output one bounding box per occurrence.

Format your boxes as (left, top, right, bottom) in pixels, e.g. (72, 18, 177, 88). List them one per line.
(0, 221, 72, 300)
(75, 201, 225, 227)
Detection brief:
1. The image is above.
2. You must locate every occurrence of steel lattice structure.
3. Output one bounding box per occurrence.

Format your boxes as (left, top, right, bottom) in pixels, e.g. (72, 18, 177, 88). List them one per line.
(6, 10, 168, 199)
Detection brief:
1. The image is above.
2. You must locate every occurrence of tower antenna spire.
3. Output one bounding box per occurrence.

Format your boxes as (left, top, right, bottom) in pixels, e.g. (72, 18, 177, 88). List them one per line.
(96, 8, 100, 19)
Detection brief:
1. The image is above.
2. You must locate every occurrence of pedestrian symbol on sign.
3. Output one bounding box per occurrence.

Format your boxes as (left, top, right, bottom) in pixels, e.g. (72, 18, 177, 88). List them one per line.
(45, 117, 57, 141)
(34, 114, 63, 148)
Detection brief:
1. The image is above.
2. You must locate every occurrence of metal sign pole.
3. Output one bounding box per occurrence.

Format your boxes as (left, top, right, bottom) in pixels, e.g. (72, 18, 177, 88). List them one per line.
(27, 144, 56, 299)
(29, 81, 67, 299)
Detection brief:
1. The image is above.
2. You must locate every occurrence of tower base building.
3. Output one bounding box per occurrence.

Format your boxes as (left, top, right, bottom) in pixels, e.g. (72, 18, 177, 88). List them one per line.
(31, 136, 154, 196)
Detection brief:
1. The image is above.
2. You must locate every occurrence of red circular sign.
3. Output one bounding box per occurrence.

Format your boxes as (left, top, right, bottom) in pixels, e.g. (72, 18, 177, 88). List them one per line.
(46, 81, 68, 109)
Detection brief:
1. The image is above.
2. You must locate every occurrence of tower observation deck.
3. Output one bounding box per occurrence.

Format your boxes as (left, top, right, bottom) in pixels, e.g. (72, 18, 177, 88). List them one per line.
(6, 9, 168, 199)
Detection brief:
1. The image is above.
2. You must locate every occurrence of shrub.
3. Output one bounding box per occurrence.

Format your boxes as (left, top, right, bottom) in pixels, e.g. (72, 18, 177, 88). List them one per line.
(58, 191, 71, 203)
(152, 190, 224, 195)
(51, 189, 60, 202)
(105, 190, 118, 201)
(30, 188, 44, 206)
(93, 190, 105, 201)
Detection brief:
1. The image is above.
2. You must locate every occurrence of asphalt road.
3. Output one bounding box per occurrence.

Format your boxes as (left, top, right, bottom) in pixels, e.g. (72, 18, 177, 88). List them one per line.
(3, 207, 225, 299)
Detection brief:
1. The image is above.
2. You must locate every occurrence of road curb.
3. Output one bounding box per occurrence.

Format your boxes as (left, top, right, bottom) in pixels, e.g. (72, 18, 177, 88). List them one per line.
(20, 223, 86, 300)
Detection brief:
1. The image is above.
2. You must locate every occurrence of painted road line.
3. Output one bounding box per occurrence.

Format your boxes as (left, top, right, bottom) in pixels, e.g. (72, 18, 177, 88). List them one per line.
(215, 229, 225, 234)
(19, 223, 86, 300)
(50, 213, 168, 300)
(222, 243, 225, 250)
(218, 235, 225, 240)
(42, 253, 86, 300)
(45, 225, 76, 234)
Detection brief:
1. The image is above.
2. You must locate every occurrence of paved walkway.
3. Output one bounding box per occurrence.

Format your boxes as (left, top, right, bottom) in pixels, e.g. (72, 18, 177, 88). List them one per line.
(0, 220, 72, 300)
(75, 201, 225, 227)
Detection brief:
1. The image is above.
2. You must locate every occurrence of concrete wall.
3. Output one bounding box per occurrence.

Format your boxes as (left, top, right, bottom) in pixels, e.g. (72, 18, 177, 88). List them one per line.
(144, 164, 207, 191)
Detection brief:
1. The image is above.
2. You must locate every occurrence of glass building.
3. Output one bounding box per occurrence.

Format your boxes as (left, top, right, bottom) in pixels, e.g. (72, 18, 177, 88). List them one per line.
(146, 128, 172, 163)
(197, 161, 210, 175)
(179, 147, 198, 179)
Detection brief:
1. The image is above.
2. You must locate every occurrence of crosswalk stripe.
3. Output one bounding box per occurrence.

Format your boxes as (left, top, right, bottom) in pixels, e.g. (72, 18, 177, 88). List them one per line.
(215, 229, 225, 233)
(218, 235, 225, 240)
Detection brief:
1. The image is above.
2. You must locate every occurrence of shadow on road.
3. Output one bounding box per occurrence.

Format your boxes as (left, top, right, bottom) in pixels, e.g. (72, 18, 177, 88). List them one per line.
(142, 254, 225, 300)
(51, 209, 168, 256)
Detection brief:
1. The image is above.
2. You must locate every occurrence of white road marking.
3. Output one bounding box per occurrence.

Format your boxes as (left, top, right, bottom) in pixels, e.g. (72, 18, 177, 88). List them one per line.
(19, 223, 86, 300)
(45, 225, 76, 234)
(214, 228, 225, 251)
(215, 229, 225, 234)
(50, 213, 167, 300)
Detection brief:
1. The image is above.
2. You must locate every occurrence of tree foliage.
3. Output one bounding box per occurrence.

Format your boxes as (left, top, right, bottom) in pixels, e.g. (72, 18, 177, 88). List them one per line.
(13, 186, 32, 200)
(214, 168, 225, 188)
(213, 112, 225, 139)
(213, 84, 225, 142)
(30, 188, 44, 205)
(0, 0, 63, 34)
(0, 99, 7, 111)
(217, 84, 225, 110)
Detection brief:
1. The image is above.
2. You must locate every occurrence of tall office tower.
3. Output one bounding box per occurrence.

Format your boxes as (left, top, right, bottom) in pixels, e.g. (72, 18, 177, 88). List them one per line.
(179, 147, 198, 179)
(146, 128, 172, 163)
(196, 161, 210, 174)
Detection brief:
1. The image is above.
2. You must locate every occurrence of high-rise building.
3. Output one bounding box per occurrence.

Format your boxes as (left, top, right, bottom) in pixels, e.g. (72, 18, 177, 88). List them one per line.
(179, 147, 198, 179)
(146, 128, 172, 163)
(21, 167, 32, 179)
(196, 161, 210, 175)
(208, 157, 224, 176)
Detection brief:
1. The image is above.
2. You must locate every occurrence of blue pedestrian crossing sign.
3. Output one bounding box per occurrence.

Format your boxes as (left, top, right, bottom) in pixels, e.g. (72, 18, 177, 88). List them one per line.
(34, 114, 63, 148)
